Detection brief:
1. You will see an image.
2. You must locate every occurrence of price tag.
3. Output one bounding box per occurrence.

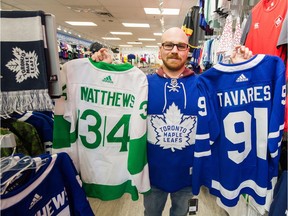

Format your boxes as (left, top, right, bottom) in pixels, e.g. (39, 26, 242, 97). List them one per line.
(188, 198, 198, 215)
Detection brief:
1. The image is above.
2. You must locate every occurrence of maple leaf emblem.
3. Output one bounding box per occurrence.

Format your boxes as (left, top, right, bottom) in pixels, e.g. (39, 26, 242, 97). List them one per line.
(5, 47, 40, 83)
(150, 103, 197, 152)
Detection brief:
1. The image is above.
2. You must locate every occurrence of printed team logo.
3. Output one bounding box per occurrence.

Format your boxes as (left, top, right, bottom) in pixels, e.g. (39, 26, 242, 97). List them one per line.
(149, 103, 197, 152)
(275, 16, 283, 27)
(254, 22, 260, 29)
(5, 47, 40, 83)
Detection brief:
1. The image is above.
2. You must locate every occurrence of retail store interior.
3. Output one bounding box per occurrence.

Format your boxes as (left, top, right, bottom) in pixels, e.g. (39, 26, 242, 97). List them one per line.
(1, 0, 287, 215)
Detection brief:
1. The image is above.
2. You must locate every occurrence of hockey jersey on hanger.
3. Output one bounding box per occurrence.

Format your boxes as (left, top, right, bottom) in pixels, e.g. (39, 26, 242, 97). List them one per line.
(52, 58, 150, 201)
(0, 152, 94, 216)
(192, 54, 286, 207)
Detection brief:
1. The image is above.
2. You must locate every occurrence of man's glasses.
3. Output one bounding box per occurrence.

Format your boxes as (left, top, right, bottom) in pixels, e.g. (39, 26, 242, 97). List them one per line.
(161, 42, 188, 51)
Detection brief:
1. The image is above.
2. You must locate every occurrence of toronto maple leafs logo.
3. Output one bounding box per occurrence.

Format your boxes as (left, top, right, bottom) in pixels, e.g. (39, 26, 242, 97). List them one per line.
(5, 47, 40, 83)
(148, 103, 197, 152)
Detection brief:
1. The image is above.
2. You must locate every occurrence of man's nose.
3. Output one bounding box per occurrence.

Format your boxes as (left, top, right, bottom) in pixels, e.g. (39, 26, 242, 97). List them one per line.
(171, 44, 179, 52)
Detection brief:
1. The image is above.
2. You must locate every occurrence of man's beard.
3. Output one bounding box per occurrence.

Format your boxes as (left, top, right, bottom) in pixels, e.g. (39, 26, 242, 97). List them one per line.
(163, 55, 184, 71)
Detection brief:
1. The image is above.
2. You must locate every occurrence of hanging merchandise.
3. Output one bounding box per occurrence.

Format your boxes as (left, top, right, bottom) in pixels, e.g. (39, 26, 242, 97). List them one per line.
(217, 14, 242, 60)
(240, 0, 288, 137)
(182, 8, 193, 36)
(9, 111, 54, 154)
(181, 6, 206, 50)
(0, 152, 94, 216)
(1, 118, 45, 157)
(192, 55, 286, 209)
(52, 59, 150, 201)
(268, 170, 288, 216)
(0, 10, 63, 117)
(241, 0, 287, 61)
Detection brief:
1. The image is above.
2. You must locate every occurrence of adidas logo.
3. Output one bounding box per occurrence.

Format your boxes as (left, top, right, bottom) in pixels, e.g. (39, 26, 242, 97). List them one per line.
(102, 75, 113, 83)
(236, 74, 248, 82)
(29, 193, 42, 209)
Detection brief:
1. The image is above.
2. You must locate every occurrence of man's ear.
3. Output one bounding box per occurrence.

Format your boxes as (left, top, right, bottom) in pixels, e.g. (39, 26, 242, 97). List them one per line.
(158, 50, 162, 60)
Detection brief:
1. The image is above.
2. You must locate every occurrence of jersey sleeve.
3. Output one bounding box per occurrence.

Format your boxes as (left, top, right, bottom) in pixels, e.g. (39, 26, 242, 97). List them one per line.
(52, 63, 80, 170)
(58, 152, 94, 215)
(192, 79, 220, 195)
(127, 75, 151, 194)
(267, 58, 286, 180)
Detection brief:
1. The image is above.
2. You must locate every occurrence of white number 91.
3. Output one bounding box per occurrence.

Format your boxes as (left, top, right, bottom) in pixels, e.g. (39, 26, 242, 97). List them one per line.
(223, 108, 268, 164)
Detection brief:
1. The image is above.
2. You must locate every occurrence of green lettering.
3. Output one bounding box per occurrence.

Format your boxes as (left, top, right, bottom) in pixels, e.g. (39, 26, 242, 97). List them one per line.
(122, 94, 131, 107)
(93, 89, 100, 103)
(101, 90, 108, 105)
(81, 86, 89, 101)
(87, 88, 94, 103)
(115, 92, 121, 107)
(129, 95, 135, 108)
(107, 91, 115, 106)
(139, 101, 148, 119)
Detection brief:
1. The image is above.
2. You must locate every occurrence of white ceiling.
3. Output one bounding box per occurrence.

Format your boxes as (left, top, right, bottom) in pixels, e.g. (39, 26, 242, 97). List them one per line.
(1, 0, 198, 48)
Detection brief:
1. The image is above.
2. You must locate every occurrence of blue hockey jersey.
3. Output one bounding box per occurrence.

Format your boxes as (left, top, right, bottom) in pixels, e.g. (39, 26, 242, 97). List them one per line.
(192, 54, 286, 207)
(147, 72, 210, 192)
(0, 153, 94, 215)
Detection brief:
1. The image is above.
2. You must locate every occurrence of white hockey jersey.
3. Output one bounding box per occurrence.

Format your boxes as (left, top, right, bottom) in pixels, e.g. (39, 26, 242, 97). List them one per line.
(52, 58, 150, 201)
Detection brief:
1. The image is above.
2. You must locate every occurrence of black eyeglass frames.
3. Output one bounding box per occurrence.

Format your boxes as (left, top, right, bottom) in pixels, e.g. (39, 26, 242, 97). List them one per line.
(161, 42, 188, 51)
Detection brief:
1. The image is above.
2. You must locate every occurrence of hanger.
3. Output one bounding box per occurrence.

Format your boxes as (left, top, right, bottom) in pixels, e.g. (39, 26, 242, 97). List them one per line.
(0, 133, 17, 172)
(0, 132, 48, 195)
(0, 154, 49, 195)
(0, 155, 34, 195)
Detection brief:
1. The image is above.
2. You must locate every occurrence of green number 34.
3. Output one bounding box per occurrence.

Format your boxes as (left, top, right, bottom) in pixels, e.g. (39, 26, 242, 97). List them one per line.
(79, 109, 131, 152)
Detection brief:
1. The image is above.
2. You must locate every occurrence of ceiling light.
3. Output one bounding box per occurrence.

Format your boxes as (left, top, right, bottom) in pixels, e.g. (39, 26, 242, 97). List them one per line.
(146, 46, 159, 48)
(138, 38, 156, 41)
(122, 23, 150, 28)
(127, 42, 143, 44)
(144, 8, 161, 14)
(154, 33, 162, 36)
(110, 32, 133, 35)
(144, 8, 179, 15)
(162, 9, 179, 15)
(102, 37, 121, 40)
(65, 21, 97, 26)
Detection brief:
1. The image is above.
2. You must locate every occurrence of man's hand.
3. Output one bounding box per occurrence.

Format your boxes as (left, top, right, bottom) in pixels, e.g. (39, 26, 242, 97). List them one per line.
(230, 45, 253, 64)
(91, 48, 113, 64)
